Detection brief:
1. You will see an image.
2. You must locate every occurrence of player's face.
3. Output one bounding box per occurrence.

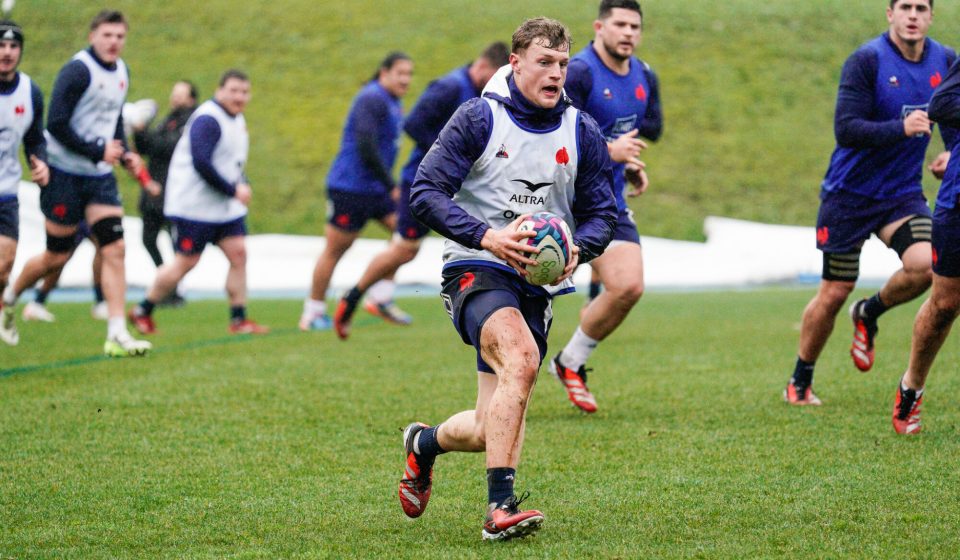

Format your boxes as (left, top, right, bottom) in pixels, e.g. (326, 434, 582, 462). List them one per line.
(216, 78, 251, 116)
(473, 59, 500, 90)
(595, 8, 642, 61)
(887, 0, 932, 45)
(380, 59, 414, 98)
(0, 40, 22, 78)
(510, 39, 570, 109)
(170, 82, 194, 109)
(88, 22, 127, 64)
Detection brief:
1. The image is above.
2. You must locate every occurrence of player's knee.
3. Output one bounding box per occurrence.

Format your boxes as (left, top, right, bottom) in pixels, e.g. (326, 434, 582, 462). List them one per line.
(613, 278, 644, 306)
(500, 349, 540, 393)
(43, 249, 72, 270)
(91, 216, 124, 248)
(228, 246, 247, 266)
(395, 242, 419, 264)
(931, 287, 960, 318)
(820, 280, 855, 307)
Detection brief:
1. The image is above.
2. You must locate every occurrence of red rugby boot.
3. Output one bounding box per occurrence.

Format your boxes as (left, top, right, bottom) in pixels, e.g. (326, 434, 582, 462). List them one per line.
(481, 492, 544, 541)
(892, 382, 923, 435)
(548, 353, 597, 413)
(398, 422, 434, 518)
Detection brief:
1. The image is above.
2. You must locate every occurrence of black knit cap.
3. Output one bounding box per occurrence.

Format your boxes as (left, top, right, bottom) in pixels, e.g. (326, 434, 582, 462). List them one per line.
(0, 20, 23, 46)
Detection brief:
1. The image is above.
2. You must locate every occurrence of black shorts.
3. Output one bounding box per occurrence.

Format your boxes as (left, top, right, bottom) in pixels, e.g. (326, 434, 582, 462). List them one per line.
(440, 265, 552, 374)
(0, 196, 18, 240)
(326, 189, 395, 233)
(40, 167, 121, 226)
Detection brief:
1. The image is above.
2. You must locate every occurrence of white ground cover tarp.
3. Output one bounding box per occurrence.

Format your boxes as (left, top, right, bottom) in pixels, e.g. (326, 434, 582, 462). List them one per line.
(12, 182, 903, 295)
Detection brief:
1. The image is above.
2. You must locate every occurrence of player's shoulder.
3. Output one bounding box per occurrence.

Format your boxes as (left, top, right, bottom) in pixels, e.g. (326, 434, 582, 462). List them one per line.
(633, 57, 657, 78)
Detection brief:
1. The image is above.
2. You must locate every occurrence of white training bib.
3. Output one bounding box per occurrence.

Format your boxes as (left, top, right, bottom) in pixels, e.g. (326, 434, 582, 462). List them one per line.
(0, 73, 35, 196)
(164, 99, 249, 223)
(46, 50, 128, 176)
(443, 67, 581, 293)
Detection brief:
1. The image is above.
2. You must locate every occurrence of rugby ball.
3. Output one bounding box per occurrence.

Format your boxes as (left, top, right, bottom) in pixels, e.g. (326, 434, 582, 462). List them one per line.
(121, 98, 158, 137)
(517, 212, 573, 286)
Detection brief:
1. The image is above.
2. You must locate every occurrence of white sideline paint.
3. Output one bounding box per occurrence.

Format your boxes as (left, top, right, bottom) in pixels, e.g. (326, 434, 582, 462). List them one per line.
(12, 182, 905, 294)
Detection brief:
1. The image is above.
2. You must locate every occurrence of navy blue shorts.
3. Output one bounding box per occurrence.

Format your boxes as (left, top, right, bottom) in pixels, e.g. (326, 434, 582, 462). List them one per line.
(170, 217, 246, 255)
(396, 180, 429, 240)
(0, 196, 18, 240)
(933, 205, 960, 277)
(612, 206, 641, 244)
(440, 265, 552, 374)
(816, 190, 931, 253)
(326, 189, 395, 233)
(40, 167, 121, 226)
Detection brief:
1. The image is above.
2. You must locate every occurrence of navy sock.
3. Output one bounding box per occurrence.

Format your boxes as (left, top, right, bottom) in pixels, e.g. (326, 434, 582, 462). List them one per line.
(863, 293, 888, 320)
(93, 285, 104, 304)
(791, 357, 815, 388)
(344, 286, 363, 305)
(230, 305, 246, 322)
(35, 290, 50, 305)
(414, 425, 446, 459)
(588, 281, 602, 300)
(139, 299, 156, 316)
(487, 467, 516, 508)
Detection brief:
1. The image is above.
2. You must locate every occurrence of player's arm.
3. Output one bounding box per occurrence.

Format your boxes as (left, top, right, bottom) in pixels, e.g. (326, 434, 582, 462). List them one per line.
(189, 115, 238, 198)
(404, 78, 461, 149)
(46, 60, 106, 163)
(24, 82, 49, 187)
(570, 112, 618, 265)
(410, 98, 493, 249)
(835, 48, 913, 148)
(637, 64, 663, 141)
(929, 56, 960, 130)
(354, 93, 396, 189)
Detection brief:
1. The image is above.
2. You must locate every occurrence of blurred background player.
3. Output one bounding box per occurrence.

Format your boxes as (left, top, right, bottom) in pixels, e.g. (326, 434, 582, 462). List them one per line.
(332, 42, 509, 339)
(0, 19, 49, 346)
(400, 18, 617, 540)
(130, 70, 267, 335)
(20, 221, 106, 322)
(299, 52, 413, 331)
(890, 54, 960, 434)
(549, 0, 662, 413)
(784, 0, 954, 405)
(132, 79, 198, 307)
(1, 10, 154, 356)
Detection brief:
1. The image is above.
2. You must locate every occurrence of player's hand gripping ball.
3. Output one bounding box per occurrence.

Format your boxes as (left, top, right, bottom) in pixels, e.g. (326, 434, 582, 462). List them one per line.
(518, 212, 573, 286)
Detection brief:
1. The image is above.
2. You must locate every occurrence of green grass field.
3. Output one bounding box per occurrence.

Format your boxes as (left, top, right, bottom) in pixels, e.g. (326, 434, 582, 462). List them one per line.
(3, 290, 959, 558)
(15, 0, 960, 240)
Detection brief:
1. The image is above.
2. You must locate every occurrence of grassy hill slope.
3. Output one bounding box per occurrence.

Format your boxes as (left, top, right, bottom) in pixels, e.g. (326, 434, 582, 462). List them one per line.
(18, 0, 960, 239)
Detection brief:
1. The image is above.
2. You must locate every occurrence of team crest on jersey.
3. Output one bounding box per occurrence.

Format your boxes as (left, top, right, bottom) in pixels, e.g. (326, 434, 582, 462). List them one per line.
(889, 76, 900, 88)
(635, 84, 647, 101)
(931, 72, 943, 88)
(556, 147, 569, 165)
(603, 88, 612, 100)
(495, 144, 509, 159)
(14, 104, 24, 116)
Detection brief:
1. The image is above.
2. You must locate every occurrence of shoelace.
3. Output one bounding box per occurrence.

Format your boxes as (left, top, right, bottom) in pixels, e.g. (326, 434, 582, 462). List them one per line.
(500, 490, 532, 514)
(898, 392, 921, 421)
